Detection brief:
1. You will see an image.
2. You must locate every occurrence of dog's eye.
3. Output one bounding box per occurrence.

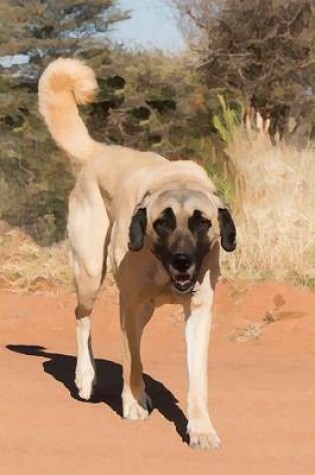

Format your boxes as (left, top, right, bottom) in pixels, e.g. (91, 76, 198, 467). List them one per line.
(153, 218, 172, 236)
(153, 208, 176, 237)
(195, 219, 211, 232)
(158, 219, 170, 229)
(188, 211, 212, 234)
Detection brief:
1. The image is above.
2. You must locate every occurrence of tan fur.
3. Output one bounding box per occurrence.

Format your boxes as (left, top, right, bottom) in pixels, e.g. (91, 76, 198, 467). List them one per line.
(38, 58, 231, 450)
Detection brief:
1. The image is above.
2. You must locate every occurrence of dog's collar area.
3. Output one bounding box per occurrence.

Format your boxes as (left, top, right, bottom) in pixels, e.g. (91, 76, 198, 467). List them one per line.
(172, 284, 196, 295)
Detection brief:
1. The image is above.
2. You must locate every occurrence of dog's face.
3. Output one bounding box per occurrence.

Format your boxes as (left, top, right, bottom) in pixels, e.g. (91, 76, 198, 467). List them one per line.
(129, 189, 236, 294)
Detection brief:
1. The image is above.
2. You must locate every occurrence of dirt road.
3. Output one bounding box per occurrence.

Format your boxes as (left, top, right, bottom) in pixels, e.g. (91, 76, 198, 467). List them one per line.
(1, 280, 314, 475)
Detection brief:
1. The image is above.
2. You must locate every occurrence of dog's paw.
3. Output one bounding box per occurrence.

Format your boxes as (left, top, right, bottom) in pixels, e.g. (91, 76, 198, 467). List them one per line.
(123, 401, 150, 420)
(189, 431, 221, 450)
(188, 419, 221, 450)
(75, 370, 96, 401)
(123, 393, 151, 421)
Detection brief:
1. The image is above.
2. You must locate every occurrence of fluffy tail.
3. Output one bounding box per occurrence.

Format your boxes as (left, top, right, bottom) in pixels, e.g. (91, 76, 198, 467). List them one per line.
(38, 58, 100, 165)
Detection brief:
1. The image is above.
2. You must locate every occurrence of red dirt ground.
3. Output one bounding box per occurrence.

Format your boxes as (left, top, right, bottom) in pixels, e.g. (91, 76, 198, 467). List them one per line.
(1, 280, 314, 475)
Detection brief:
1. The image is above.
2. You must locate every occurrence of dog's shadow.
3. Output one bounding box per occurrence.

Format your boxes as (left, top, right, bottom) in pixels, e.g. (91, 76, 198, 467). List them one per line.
(7, 344, 189, 443)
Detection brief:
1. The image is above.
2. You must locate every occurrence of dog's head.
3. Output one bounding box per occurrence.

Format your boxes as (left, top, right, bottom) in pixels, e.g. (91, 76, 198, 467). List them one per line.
(128, 188, 236, 294)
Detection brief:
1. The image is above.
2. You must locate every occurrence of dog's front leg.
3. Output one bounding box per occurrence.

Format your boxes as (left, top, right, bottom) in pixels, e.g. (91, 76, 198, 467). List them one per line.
(75, 313, 96, 400)
(120, 298, 153, 421)
(183, 270, 221, 450)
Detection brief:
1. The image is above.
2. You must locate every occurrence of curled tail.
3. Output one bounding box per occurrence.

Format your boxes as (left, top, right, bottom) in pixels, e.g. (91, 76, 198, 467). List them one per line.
(38, 58, 100, 165)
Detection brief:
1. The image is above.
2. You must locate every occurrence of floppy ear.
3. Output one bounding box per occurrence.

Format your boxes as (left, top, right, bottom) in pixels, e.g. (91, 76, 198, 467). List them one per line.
(128, 208, 147, 252)
(218, 208, 236, 252)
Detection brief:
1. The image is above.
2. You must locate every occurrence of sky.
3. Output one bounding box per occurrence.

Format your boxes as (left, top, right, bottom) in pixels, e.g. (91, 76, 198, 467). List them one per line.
(111, 0, 185, 52)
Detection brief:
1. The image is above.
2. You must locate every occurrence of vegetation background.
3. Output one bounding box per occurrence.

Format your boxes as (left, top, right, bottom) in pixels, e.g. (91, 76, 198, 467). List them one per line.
(0, 0, 314, 290)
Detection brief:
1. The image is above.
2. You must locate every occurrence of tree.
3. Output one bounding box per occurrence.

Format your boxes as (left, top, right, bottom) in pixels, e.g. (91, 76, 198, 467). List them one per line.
(0, 1, 129, 57)
(0, 1, 129, 244)
(171, 0, 315, 144)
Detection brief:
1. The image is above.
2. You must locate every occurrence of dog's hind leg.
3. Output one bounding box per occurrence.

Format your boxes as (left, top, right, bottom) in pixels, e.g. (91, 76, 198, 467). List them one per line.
(119, 299, 153, 420)
(68, 185, 109, 400)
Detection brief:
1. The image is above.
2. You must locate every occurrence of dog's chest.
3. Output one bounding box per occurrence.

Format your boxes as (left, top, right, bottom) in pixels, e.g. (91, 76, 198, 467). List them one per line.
(152, 287, 186, 307)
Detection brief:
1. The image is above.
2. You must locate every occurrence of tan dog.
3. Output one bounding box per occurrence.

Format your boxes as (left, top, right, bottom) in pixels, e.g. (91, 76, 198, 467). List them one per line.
(38, 58, 236, 450)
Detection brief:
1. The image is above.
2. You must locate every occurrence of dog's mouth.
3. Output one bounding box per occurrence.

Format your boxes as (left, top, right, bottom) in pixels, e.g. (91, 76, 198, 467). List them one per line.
(152, 250, 197, 294)
(171, 273, 195, 294)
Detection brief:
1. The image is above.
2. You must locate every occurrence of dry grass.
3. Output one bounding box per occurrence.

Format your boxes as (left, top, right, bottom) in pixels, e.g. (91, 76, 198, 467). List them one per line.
(222, 135, 315, 286)
(0, 226, 73, 292)
(0, 225, 118, 293)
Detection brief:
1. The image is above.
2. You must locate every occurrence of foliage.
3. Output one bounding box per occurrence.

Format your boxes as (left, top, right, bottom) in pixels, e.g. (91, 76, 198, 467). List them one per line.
(0, 0, 129, 245)
(212, 95, 244, 145)
(171, 0, 315, 143)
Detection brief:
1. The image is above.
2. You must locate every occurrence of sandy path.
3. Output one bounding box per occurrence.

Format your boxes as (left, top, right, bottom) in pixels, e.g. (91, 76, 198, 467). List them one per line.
(1, 281, 314, 475)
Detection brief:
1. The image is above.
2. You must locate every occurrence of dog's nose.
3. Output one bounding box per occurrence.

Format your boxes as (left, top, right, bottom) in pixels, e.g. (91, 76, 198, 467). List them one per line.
(171, 253, 192, 272)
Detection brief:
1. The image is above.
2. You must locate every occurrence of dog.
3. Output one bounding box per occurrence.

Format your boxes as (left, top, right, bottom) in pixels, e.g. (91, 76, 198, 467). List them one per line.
(38, 58, 236, 450)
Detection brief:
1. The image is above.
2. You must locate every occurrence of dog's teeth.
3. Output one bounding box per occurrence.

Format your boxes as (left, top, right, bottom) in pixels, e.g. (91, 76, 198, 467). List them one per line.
(176, 279, 190, 287)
